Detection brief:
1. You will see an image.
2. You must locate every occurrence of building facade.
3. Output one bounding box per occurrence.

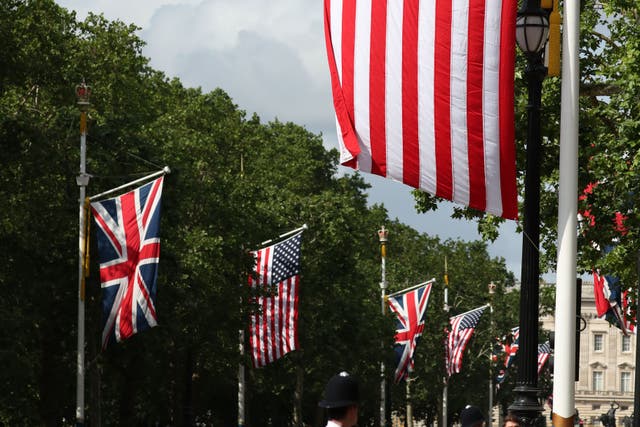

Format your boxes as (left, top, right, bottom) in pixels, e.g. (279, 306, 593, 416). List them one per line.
(541, 281, 635, 426)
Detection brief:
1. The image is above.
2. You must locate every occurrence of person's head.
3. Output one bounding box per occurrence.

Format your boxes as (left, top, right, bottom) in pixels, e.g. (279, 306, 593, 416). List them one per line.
(503, 414, 520, 427)
(461, 405, 486, 427)
(318, 371, 359, 426)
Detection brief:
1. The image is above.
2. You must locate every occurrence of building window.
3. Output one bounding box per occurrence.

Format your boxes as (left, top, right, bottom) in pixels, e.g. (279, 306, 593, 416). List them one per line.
(622, 335, 631, 352)
(621, 371, 631, 392)
(593, 371, 604, 391)
(594, 334, 604, 352)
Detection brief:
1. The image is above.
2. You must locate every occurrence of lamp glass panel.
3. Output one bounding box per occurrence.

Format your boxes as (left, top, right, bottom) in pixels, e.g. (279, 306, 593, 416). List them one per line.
(515, 15, 549, 53)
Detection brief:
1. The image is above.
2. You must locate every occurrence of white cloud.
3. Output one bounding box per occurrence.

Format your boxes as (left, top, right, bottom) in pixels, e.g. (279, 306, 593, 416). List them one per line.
(135, 0, 334, 133)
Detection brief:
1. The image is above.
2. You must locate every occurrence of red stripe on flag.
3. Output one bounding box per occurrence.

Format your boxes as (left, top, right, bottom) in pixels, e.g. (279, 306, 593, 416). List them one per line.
(342, 0, 356, 127)
(434, 0, 453, 199)
(292, 279, 300, 351)
(324, 0, 360, 165)
(370, 0, 387, 176)
(499, 0, 518, 219)
(466, 0, 487, 211)
(402, 0, 420, 187)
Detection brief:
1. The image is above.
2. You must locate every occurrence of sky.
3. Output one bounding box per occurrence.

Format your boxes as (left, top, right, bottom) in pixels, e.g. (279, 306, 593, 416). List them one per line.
(54, 0, 528, 281)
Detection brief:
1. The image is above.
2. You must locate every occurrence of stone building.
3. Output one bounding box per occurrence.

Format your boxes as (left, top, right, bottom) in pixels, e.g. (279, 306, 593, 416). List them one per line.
(540, 280, 635, 426)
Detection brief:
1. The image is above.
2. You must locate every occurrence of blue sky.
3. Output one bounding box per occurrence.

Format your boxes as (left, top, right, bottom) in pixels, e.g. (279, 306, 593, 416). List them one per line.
(55, 0, 528, 281)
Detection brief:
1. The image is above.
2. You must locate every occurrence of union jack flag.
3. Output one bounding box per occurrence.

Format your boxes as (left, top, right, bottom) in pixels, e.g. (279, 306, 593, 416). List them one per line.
(504, 326, 519, 368)
(91, 177, 164, 350)
(249, 230, 303, 367)
(445, 305, 487, 377)
(387, 281, 434, 383)
(495, 368, 507, 389)
(537, 341, 551, 375)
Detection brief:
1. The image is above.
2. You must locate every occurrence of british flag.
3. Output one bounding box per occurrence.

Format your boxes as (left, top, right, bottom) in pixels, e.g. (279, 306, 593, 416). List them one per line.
(504, 326, 519, 368)
(90, 177, 164, 350)
(388, 281, 434, 383)
(445, 305, 487, 377)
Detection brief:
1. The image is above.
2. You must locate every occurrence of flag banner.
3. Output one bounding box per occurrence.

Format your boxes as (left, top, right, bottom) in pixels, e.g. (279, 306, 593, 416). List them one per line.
(388, 281, 434, 383)
(495, 368, 506, 389)
(445, 305, 487, 377)
(323, 0, 518, 219)
(90, 177, 164, 350)
(249, 230, 303, 367)
(537, 341, 551, 375)
(593, 270, 629, 335)
(622, 288, 637, 335)
(504, 326, 519, 368)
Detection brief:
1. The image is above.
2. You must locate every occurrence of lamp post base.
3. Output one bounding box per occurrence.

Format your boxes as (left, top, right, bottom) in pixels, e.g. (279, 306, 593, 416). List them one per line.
(508, 385, 543, 426)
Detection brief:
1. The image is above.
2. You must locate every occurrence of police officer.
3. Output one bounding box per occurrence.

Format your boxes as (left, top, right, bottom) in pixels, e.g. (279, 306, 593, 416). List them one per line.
(318, 371, 359, 427)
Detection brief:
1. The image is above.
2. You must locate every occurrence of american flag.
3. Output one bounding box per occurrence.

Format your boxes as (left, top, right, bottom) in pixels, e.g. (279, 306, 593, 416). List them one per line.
(505, 326, 519, 368)
(537, 341, 551, 375)
(323, 0, 518, 219)
(90, 177, 164, 350)
(249, 231, 303, 367)
(445, 305, 487, 377)
(387, 281, 434, 383)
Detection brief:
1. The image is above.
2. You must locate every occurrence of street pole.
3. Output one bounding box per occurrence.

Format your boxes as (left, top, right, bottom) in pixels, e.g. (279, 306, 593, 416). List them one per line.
(407, 377, 414, 427)
(509, 4, 549, 426)
(635, 251, 640, 427)
(76, 82, 91, 427)
(378, 226, 388, 427)
(442, 257, 450, 427)
(552, 0, 580, 425)
(238, 328, 245, 427)
(488, 282, 496, 427)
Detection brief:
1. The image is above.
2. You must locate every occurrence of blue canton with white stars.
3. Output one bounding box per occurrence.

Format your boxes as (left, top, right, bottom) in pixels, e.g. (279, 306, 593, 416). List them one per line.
(270, 233, 301, 284)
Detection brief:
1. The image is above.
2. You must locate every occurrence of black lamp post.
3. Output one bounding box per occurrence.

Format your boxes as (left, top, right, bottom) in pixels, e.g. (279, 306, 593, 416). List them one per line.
(508, 1, 549, 426)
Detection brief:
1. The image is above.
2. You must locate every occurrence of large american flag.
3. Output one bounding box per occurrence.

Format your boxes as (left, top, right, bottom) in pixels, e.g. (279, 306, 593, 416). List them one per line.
(249, 231, 303, 367)
(324, 0, 518, 219)
(388, 281, 434, 383)
(537, 341, 551, 375)
(445, 305, 487, 377)
(90, 177, 164, 350)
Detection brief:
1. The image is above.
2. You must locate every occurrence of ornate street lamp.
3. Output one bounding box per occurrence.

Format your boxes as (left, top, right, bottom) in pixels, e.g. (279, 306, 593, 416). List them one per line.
(508, 1, 549, 425)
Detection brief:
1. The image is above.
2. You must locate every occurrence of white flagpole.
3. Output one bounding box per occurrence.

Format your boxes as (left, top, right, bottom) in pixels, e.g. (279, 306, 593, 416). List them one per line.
(238, 328, 245, 427)
(76, 82, 90, 426)
(386, 278, 436, 298)
(442, 257, 449, 427)
(258, 224, 308, 247)
(552, 0, 580, 425)
(88, 167, 171, 201)
(378, 226, 388, 427)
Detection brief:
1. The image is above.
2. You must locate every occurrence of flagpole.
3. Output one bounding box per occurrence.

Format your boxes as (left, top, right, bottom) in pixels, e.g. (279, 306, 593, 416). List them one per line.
(88, 167, 171, 201)
(238, 327, 245, 427)
(76, 82, 91, 427)
(378, 226, 388, 427)
(488, 282, 496, 427)
(635, 252, 640, 427)
(259, 224, 308, 247)
(552, 0, 579, 425)
(387, 279, 436, 298)
(442, 257, 449, 427)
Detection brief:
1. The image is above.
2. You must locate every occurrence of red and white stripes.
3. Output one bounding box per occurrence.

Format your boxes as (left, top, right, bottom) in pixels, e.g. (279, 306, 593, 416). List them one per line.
(324, 0, 518, 219)
(249, 247, 300, 368)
